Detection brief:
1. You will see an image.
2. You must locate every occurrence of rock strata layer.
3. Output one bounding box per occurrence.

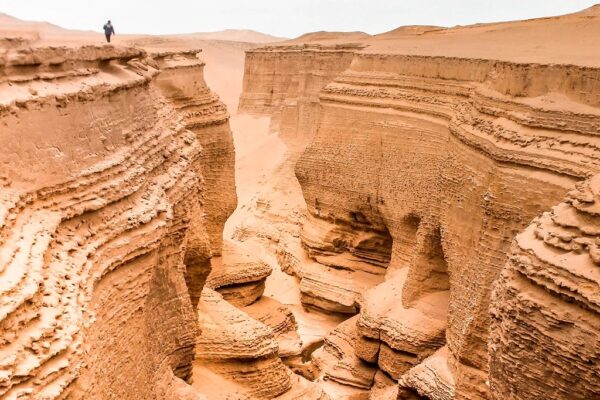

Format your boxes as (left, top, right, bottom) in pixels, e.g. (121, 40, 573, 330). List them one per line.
(206, 240, 272, 306)
(489, 176, 600, 400)
(239, 9, 600, 399)
(194, 289, 292, 399)
(0, 42, 235, 399)
(193, 289, 327, 400)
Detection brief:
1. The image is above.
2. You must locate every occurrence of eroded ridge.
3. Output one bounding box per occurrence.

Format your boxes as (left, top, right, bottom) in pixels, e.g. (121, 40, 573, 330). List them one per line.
(0, 42, 235, 399)
(490, 175, 600, 399)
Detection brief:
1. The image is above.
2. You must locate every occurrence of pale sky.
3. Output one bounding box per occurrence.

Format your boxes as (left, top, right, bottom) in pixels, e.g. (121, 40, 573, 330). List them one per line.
(1, 0, 598, 38)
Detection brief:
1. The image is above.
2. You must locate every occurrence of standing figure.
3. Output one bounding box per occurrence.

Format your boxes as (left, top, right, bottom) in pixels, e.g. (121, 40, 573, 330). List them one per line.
(103, 20, 115, 43)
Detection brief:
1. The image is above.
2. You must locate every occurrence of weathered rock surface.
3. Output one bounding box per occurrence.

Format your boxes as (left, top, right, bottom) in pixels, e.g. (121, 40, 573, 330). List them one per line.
(369, 371, 398, 400)
(0, 40, 235, 399)
(5, 5, 600, 400)
(356, 269, 448, 380)
(397, 346, 455, 400)
(243, 296, 303, 358)
(207, 240, 272, 307)
(238, 44, 392, 320)
(489, 175, 600, 399)
(194, 289, 328, 400)
(312, 316, 376, 389)
(232, 43, 363, 368)
(238, 7, 600, 400)
(239, 44, 360, 127)
(194, 289, 292, 399)
(296, 52, 600, 398)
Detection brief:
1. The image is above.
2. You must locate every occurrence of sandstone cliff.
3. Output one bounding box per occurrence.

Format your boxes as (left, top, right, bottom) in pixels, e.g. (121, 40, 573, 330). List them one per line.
(296, 52, 600, 399)
(237, 7, 600, 399)
(0, 41, 235, 399)
(489, 175, 600, 399)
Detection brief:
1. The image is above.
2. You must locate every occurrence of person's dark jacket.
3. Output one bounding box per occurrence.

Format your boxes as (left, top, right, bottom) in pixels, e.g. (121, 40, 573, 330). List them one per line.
(103, 23, 115, 36)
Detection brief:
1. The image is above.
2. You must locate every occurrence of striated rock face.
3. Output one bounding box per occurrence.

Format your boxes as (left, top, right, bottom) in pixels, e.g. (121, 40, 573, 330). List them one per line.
(243, 296, 303, 358)
(397, 346, 455, 400)
(356, 269, 448, 381)
(236, 45, 362, 288)
(233, 44, 361, 304)
(9, 8, 600, 400)
(238, 11, 600, 399)
(193, 289, 328, 400)
(489, 175, 600, 399)
(0, 42, 235, 399)
(239, 44, 361, 140)
(238, 44, 387, 318)
(312, 315, 376, 390)
(194, 289, 292, 399)
(295, 52, 600, 398)
(206, 240, 272, 306)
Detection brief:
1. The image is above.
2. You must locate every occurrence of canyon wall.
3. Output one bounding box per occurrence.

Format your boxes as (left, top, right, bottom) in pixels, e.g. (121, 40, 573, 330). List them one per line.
(489, 175, 600, 399)
(239, 29, 600, 399)
(297, 54, 600, 398)
(0, 42, 235, 399)
(239, 44, 361, 143)
(236, 44, 363, 300)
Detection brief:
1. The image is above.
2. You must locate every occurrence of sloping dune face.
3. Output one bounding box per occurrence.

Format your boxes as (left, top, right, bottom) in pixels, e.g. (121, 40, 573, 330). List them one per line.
(239, 9, 600, 400)
(0, 43, 235, 399)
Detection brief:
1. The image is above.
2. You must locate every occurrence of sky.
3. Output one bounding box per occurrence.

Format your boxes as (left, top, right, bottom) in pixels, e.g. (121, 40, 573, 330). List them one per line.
(1, 0, 598, 38)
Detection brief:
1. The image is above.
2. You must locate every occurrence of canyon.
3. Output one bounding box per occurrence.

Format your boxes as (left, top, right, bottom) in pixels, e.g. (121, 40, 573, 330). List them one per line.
(1, 6, 600, 400)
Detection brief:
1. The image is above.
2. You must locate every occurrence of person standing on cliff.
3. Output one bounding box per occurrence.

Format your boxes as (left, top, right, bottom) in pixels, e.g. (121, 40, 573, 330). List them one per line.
(103, 20, 115, 43)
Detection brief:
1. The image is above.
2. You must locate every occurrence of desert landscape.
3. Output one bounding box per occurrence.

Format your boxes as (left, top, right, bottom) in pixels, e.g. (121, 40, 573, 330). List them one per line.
(0, 3, 599, 400)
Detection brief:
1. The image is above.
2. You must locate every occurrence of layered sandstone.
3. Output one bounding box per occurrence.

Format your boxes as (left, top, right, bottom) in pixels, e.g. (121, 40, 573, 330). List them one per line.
(239, 44, 361, 129)
(0, 40, 235, 399)
(4, 5, 600, 400)
(231, 43, 365, 359)
(489, 175, 600, 399)
(238, 7, 600, 400)
(206, 240, 272, 306)
(297, 51, 600, 399)
(243, 296, 303, 358)
(236, 43, 360, 266)
(193, 288, 328, 400)
(193, 288, 292, 399)
(237, 43, 379, 316)
(205, 240, 303, 358)
(312, 315, 376, 391)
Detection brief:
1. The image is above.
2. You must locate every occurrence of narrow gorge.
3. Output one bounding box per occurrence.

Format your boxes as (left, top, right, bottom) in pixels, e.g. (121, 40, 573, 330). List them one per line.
(1, 5, 600, 400)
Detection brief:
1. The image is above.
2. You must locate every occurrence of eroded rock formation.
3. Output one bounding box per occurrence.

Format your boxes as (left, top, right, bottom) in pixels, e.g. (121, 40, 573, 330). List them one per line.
(236, 44, 362, 284)
(193, 288, 293, 399)
(206, 240, 272, 306)
(3, 6, 600, 400)
(192, 288, 327, 400)
(237, 7, 600, 400)
(489, 176, 600, 399)
(0, 41, 235, 399)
